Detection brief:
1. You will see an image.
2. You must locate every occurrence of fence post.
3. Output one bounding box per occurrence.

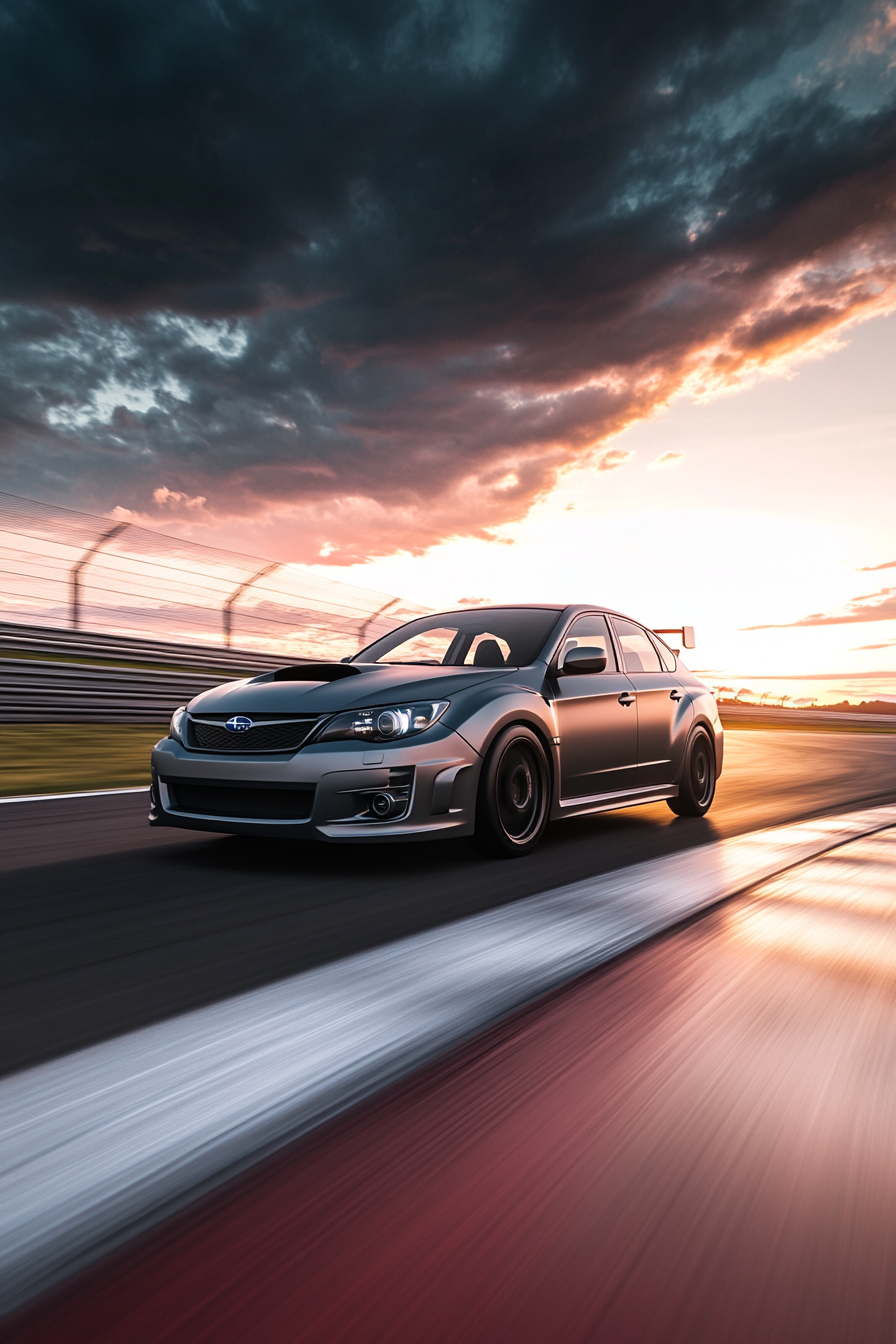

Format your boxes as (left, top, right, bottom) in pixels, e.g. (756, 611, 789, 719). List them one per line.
(70, 523, 130, 631)
(223, 563, 281, 647)
(356, 598, 401, 651)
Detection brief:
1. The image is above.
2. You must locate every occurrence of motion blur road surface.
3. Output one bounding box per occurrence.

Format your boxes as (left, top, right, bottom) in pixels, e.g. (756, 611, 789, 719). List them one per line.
(5, 820, 895, 1342)
(3, 731, 896, 1075)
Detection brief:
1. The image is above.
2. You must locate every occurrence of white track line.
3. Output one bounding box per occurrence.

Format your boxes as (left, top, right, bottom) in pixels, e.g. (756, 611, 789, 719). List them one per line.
(2, 804, 895, 1314)
(0, 786, 148, 804)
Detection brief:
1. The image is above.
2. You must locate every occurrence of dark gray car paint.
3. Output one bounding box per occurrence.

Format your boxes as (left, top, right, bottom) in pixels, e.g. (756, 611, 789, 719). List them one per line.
(150, 604, 723, 843)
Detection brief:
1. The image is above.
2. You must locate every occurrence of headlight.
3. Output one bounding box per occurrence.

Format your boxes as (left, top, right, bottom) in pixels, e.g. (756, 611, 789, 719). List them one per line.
(315, 700, 449, 744)
(169, 706, 187, 743)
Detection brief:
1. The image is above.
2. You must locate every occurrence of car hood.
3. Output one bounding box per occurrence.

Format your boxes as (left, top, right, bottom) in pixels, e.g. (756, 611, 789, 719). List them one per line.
(187, 663, 511, 716)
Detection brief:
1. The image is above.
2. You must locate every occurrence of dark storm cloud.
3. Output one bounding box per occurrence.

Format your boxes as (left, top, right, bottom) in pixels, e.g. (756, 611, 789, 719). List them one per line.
(0, 0, 839, 309)
(1, 0, 895, 558)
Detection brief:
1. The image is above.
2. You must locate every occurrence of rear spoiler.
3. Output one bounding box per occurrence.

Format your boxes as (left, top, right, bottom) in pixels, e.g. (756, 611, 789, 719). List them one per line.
(653, 626, 695, 651)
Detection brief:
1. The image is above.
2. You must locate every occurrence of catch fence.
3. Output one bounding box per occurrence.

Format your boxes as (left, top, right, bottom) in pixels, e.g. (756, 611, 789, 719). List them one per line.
(0, 492, 427, 662)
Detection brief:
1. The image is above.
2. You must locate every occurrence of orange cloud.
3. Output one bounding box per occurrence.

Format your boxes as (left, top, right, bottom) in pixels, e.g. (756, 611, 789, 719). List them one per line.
(152, 486, 208, 510)
(850, 4, 896, 55)
(746, 586, 896, 629)
(593, 448, 635, 473)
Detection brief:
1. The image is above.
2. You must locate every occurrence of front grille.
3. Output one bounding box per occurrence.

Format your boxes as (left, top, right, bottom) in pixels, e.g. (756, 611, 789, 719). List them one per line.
(188, 717, 319, 753)
(164, 779, 315, 820)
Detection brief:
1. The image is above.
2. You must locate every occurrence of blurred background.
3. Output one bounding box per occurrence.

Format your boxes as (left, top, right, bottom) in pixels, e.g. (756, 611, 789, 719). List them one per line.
(0, 490, 426, 796)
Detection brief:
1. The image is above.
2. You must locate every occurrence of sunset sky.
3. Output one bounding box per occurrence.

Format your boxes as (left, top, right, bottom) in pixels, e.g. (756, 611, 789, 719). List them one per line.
(320, 312, 896, 702)
(1, 0, 894, 700)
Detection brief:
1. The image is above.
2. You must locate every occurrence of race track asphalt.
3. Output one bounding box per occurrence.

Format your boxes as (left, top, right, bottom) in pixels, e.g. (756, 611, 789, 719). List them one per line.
(5, 816, 896, 1343)
(3, 730, 896, 1077)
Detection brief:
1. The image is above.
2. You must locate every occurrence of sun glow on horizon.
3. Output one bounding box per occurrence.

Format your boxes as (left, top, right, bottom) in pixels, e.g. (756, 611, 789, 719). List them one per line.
(305, 314, 896, 705)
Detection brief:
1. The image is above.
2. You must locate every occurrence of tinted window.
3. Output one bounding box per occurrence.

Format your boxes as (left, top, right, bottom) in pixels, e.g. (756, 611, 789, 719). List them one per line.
(649, 632, 677, 672)
(558, 614, 617, 672)
(612, 618, 663, 673)
(359, 608, 562, 667)
(464, 632, 512, 666)
(371, 626, 458, 665)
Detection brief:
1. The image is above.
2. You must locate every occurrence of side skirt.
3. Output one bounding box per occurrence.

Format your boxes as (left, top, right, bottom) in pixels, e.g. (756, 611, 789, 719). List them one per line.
(551, 783, 678, 821)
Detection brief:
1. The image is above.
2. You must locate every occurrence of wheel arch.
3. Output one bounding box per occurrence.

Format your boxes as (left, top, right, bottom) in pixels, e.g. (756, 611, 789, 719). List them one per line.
(478, 711, 557, 799)
(675, 715, 722, 785)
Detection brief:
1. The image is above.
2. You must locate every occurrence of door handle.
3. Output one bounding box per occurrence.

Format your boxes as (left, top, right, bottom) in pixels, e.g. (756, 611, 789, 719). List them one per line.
(670, 689, 683, 701)
(618, 693, 635, 707)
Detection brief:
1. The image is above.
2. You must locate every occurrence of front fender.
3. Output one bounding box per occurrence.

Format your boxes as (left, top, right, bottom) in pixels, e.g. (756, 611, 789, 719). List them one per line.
(450, 685, 558, 765)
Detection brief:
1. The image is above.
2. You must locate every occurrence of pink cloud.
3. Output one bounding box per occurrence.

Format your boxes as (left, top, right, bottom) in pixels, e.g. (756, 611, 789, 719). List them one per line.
(746, 586, 896, 629)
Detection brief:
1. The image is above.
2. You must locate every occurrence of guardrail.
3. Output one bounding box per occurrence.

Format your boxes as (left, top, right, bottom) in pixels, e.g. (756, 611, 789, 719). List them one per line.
(719, 704, 896, 729)
(0, 621, 300, 675)
(0, 658, 249, 724)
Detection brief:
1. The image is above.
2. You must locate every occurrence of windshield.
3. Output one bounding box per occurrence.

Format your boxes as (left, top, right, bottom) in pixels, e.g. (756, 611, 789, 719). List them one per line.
(356, 608, 563, 668)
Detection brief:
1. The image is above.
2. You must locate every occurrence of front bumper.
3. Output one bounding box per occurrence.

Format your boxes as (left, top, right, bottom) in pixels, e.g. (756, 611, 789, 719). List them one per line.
(149, 728, 480, 842)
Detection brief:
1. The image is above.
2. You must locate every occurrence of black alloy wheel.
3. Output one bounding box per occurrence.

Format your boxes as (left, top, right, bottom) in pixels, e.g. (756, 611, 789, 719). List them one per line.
(472, 725, 550, 858)
(667, 727, 716, 817)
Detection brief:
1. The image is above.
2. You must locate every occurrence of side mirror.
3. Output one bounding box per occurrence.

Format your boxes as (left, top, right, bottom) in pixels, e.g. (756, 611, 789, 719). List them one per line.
(561, 646, 608, 675)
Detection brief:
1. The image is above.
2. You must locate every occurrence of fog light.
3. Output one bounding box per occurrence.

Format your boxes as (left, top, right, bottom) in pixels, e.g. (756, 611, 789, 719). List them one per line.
(371, 791, 399, 818)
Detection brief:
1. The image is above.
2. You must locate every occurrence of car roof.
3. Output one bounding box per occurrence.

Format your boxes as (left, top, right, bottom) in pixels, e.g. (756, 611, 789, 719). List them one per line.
(426, 603, 567, 615)
(427, 603, 629, 619)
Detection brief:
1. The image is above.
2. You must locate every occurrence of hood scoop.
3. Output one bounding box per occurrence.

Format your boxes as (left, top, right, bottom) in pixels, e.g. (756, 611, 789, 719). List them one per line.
(251, 663, 366, 684)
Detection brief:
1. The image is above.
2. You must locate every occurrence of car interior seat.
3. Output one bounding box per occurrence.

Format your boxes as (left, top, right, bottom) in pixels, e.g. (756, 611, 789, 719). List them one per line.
(473, 638, 506, 667)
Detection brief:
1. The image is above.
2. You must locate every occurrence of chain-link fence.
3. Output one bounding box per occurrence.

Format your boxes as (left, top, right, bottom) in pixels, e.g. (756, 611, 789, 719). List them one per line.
(1, 492, 427, 661)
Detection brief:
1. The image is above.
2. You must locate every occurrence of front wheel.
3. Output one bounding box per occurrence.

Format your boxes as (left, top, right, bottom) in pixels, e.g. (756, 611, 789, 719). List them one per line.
(667, 727, 716, 817)
(471, 725, 550, 858)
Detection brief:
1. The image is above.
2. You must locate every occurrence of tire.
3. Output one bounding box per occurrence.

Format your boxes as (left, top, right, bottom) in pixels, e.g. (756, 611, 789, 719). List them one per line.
(667, 727, 716, 817)
(471, 725, 550, 858)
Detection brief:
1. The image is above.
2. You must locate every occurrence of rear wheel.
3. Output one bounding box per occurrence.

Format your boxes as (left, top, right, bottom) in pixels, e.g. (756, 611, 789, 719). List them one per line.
(472, 725, 550, 858)
(667, 727, 716, 817)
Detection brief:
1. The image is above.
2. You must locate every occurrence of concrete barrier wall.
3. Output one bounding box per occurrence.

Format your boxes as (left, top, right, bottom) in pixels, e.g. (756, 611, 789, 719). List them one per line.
(720, 704, 896, 729)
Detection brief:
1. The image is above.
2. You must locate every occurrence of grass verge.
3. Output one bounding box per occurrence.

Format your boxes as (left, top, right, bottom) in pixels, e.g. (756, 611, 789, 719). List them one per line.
(4, 717, 893, 800)
(0, 725, 168, 797)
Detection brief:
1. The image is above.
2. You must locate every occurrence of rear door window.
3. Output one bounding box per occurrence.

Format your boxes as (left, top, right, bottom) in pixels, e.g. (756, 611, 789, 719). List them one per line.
(611, 618, 663, 673)
(648, 632, 677, 672)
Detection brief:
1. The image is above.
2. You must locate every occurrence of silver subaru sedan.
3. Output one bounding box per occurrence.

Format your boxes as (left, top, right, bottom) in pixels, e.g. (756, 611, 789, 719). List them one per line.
(150, 604, 723, 857)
